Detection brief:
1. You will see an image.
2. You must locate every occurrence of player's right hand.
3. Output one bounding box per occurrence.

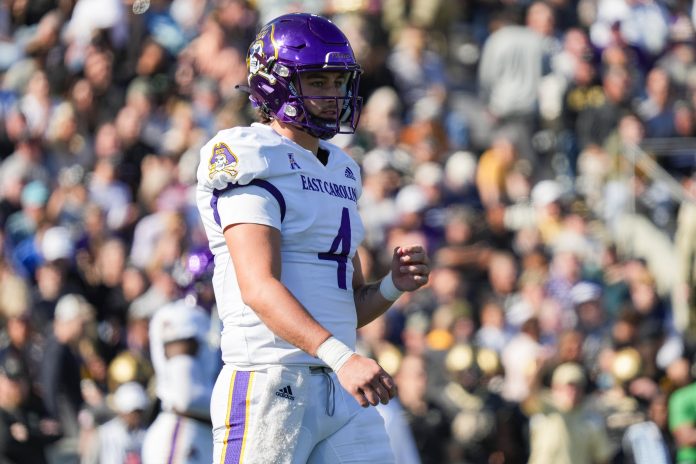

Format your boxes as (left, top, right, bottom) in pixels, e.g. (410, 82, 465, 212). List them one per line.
(336, 354, 397, 407)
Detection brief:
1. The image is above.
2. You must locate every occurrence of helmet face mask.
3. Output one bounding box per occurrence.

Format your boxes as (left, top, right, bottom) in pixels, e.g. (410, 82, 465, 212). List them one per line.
(291, 68, 361, 136)
(246, 13, 363, 140)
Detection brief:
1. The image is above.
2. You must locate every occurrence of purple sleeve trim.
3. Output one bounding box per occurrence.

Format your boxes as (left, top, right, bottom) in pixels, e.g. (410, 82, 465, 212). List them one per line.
(211, 179, 286, 227)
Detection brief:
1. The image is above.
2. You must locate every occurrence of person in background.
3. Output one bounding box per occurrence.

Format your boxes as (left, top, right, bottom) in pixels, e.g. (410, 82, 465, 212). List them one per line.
(82, 381, 149, 464)
(0, 351, 61, 464)
(40, 293, 93, 464)
(142, 299, 215, 464)
(395, 353, 452, 464)
(526, 362, 613, 464)
(669, 379, 696, 464)
(621, 392, 672, 464)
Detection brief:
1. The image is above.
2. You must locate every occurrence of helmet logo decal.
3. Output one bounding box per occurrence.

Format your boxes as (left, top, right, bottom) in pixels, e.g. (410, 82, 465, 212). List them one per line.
(208, 142, 238, 180)
(248, 40, 264, 75)
(248, 40, 277, 84)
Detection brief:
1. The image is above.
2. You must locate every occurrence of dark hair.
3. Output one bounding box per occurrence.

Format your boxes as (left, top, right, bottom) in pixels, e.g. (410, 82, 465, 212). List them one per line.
(256, 107, 272, 124)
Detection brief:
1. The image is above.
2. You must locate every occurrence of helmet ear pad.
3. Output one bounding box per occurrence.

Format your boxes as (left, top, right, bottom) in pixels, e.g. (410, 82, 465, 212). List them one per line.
(245, 13, 363, 139)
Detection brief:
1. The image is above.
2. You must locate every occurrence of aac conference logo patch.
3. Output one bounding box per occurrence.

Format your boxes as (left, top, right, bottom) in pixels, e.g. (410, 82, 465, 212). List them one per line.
(208, 142, 238, 180)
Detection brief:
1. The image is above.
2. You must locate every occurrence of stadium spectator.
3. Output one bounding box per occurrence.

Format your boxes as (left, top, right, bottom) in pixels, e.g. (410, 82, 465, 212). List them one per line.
(526, 362, 613, 464)
(395, 353, 452, 464)
(39, 293, 93, 464)
(621, 392, 673, 464)
(81, 381, 148, 464)
(0, 351, 61, 464)
(669, 378, 696, 464)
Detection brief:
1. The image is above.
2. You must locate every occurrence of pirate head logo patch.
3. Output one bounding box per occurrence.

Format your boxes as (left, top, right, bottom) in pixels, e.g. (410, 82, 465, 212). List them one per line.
(209, 142, 238, 180)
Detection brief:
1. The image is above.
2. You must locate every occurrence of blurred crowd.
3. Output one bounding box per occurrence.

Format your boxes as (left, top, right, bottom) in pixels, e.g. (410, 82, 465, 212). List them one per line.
(1, 0, 696, 463)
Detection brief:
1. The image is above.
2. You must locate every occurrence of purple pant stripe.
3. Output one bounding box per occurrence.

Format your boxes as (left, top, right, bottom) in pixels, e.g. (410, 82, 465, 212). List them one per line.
(224, 371, 251, 464)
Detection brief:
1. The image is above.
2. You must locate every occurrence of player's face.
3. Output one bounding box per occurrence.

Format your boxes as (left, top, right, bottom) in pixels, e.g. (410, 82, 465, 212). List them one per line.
(298, 71, 350, 120)
(164, 338, 199, 359)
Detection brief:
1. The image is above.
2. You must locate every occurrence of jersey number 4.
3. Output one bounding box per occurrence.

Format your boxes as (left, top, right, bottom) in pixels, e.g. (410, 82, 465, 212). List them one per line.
(318, 207, 351, 289)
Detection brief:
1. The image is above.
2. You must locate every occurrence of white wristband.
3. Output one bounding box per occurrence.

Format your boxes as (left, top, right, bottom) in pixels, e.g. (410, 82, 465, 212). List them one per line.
(379, 271, 404, 301)
(316, 336, 355, 373)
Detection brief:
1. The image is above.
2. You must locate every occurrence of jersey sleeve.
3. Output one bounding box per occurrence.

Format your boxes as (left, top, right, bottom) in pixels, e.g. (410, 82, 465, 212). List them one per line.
(198, 127, 271, 191)
(217, 184, 282, 230)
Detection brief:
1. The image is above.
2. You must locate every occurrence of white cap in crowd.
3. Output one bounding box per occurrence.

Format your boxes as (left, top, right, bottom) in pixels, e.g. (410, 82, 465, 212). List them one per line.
(531, 179, 563, 208)
(552, 362, 586, 388)
(41, 226, 75, 262)
(444, 151, 477, 188)
(54, 294, 93, 322)
(570, 281, 602, 306)
(113, 381, 149, 414)
(395, 184, 428, 215)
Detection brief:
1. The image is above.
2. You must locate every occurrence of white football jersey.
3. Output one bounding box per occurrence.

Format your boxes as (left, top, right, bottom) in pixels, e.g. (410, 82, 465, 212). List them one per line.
(196, 123, 365, 368)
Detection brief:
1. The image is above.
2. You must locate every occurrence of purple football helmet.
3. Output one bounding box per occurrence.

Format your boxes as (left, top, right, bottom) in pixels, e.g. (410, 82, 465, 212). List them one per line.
(246, 13, 363, 139)
(172, 247, 216, 311)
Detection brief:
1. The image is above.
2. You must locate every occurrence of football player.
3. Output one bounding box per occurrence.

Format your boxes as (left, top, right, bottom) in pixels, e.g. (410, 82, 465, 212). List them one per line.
(196, 13, 429, 463)
(142, 299, 216, 464)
